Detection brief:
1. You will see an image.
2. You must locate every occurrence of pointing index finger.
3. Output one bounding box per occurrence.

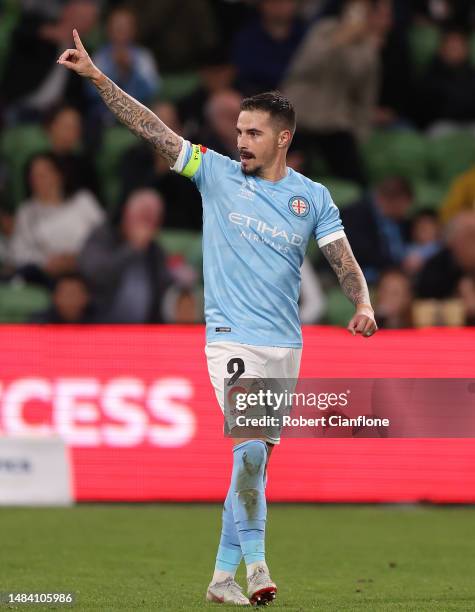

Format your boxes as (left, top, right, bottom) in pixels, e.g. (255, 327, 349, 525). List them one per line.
(73, 28, 86, 52)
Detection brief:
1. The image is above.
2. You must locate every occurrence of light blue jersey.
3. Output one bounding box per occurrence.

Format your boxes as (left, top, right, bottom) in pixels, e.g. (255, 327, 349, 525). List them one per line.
(172, 141, 345, 348)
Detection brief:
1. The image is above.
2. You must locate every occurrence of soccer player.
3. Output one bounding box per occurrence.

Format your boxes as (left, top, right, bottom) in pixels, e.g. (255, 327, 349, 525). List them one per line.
(58, 30, 377, 606)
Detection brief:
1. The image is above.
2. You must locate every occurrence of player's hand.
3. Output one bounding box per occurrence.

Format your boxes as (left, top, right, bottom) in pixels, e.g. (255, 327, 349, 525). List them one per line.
(57, 29, 99, 80)
(347, 304, 378, 338)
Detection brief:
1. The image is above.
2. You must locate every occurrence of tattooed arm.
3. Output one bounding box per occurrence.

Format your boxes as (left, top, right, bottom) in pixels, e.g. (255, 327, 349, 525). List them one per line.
(321, 236, 378, 337)
(321, 236, 370, 306)
(57, 29, 182, 166)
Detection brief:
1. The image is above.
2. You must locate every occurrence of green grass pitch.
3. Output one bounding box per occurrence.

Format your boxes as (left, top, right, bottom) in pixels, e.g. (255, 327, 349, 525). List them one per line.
(1, 504, 474, 611)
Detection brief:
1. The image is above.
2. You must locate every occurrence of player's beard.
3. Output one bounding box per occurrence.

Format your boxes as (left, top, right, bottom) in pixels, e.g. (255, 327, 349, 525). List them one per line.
(241, 162, 263, 176)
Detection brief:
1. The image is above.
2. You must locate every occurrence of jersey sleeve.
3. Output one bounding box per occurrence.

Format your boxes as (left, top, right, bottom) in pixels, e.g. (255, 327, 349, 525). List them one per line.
(314, 185, 346, 247)
(171, 139, 233, 193)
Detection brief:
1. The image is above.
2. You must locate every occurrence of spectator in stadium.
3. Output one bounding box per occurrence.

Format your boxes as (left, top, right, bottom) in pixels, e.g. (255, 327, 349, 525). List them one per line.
(439, 164, 475, 224)
(318, 0, 413, 123)
(232, 0, 306, 95)
(79, 189, 172, 323)
(177, 52, 236, 141)
(374, 268, 413, 328)
(299, 0, 330, 21)
(374, 1, 413, 129)
(131, 0, 219, 72)
(0, 210, 12, 275)
(8, 153, 103, 287)
(403, 209, 442, 276)
(457, 276, 475, 326)
(446, 212, 475, 287)
(119, 102, 203, 231)
(341, 176, 413, 283)
(414, 27, 475, 131)
(30, 272, 94, 323)
(283, 0, 386, 186)
(412, 0, 475, 27)
(198, 90, 242, 160)
(0, 236, 6, 272)
(87, 6, 160, 125)
(0, 193, 14, 275)
(163, 286, 203, 324)
(44, 104, 100, 197)
(317, 0, 413, 128)
(209, 0, 253, 47)
(415, 211, 475, 301)
(0, 0, 99, 120)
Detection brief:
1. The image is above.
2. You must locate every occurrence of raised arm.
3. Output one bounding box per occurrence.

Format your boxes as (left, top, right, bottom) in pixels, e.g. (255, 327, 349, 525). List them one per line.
(321, 236, 378, 337)
(57, 29, 182, 166)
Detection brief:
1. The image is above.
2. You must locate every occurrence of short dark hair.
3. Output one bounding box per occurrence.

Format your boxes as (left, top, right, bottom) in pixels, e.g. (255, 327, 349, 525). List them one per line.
(55, 272, 88, 287)
(410, 207, 438, 221)
(43, 103, 79, 129)
(240, 91, 296, 133)
(53, 272, 89, 294)
(24, 151, 74, 199)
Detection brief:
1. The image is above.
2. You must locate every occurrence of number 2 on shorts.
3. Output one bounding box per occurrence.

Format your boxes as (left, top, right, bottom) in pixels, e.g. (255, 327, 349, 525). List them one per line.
(227, 358, 245, 386)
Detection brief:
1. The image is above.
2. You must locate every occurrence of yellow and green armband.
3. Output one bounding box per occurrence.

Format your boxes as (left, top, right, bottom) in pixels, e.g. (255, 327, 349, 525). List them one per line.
(180, 143, 203, 179)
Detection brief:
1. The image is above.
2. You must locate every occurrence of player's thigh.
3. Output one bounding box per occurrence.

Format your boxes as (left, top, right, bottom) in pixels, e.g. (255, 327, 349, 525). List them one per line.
(205, 342, 266, 413)
(265, 346, 302, 380)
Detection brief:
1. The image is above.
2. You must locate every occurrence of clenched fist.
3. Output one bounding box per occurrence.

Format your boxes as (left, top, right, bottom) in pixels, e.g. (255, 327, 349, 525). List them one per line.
(347, 303, 378, 338)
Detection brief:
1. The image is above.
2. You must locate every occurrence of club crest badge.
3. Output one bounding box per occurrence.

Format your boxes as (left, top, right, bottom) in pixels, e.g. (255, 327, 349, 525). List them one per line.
(288, 196, 310, 217)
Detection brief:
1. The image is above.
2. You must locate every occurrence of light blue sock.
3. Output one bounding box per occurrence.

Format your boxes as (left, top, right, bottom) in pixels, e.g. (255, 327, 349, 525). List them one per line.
(231, 440, 268, 566)
(215, 485, 243, 575)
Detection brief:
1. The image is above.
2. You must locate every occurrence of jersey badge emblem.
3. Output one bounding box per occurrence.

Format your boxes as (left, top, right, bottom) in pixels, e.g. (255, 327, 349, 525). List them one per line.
(288, 196, 310, 217)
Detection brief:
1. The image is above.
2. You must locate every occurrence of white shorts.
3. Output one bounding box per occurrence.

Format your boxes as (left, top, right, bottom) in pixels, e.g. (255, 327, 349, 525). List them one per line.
(205, 341, 302, 444)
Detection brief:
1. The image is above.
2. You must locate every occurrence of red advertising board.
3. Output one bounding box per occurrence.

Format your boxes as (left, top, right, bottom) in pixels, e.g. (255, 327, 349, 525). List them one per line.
(1, 325, 474, 502)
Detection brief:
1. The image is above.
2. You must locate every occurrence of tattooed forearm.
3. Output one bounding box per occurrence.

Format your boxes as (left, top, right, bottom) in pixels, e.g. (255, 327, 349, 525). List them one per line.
(92, 73, 182, 165)
(321, 237, 372, 307)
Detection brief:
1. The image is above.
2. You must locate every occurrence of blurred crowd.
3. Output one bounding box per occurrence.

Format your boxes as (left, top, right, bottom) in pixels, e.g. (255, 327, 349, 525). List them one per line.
(1, 0, 475, 327)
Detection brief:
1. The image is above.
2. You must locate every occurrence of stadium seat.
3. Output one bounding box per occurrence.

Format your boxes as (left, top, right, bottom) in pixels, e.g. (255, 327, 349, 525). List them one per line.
(409, 23, 440, 72)
(158, 229, 203, 271)
(0, 124, 50, 205)
(412, 298, 465, 327)
(0, 283, 50, 323)
(412, 179, 446, 211)
(96, 126, 139, 206)
(0, 0, 20, 79)
(362, 130, 429, 184)
(319, 177, 362, 209)
(324, 286, 354, 327)
(427, 131, 475, 188)
(160, 72, 200, 102)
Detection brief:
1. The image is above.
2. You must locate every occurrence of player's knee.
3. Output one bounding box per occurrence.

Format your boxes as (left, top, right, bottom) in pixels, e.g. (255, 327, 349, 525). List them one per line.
(233, 440, 267, 488)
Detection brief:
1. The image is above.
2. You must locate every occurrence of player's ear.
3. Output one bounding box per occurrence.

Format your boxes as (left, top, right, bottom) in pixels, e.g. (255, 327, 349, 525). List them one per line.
(278, 129, 292, 149)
